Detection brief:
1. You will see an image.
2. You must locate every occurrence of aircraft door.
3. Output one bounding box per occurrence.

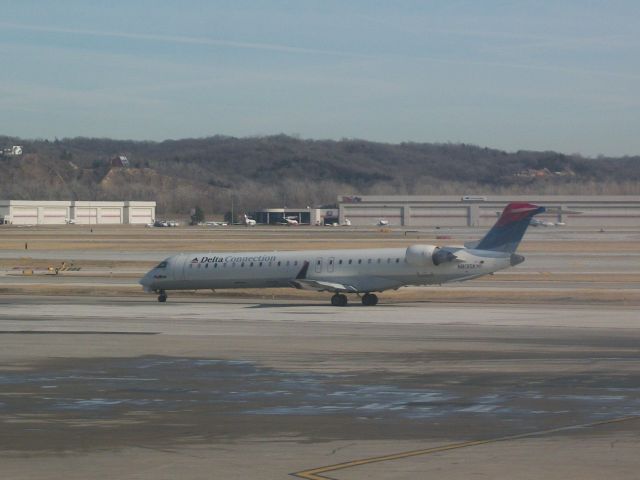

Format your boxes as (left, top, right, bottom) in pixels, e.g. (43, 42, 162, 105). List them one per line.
(327, 257, 335, 273)
(175, 254, 188, 281)
(315, 257, 323, 274)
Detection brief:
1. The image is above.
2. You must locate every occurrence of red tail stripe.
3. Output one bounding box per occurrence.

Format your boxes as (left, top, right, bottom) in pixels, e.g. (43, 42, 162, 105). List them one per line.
(496, 203, 541, 227)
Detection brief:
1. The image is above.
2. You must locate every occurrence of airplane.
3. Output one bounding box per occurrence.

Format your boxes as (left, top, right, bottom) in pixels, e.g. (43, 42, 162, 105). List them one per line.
(377, 218, 390, 226)
(530, 218, 565, 227)
(151, 220, 178, 227)
(140, 202, 545, 306)
(281, 216, 299, 226)
(242, 214, 257, 226)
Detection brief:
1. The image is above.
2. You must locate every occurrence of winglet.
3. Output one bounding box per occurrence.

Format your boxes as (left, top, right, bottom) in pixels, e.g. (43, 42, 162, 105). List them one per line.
(296, 261, 309, 280)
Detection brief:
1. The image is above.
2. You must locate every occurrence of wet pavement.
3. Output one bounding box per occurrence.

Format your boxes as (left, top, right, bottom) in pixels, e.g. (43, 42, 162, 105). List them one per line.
(3, 354, 640, 452)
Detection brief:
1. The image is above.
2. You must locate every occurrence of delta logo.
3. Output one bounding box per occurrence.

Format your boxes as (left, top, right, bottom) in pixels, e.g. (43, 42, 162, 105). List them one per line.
(197, 256, 226, 263)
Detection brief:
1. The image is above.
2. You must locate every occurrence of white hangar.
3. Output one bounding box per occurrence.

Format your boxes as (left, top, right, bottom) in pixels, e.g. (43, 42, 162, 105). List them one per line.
(0, 200, 156, 225)
(338, 195, 640, 227)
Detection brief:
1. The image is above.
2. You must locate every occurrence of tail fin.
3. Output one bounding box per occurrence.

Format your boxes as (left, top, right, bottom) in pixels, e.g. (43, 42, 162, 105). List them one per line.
(475, 203, 545, 253)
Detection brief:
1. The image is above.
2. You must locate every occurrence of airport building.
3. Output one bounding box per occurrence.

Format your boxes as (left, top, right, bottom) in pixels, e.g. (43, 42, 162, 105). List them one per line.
(338, 195, 640, 227)
(253, 207, 339, 225)
(0, 200, 156, 225)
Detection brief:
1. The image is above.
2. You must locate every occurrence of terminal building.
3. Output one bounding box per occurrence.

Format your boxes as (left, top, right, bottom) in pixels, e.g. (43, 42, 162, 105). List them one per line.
(338, 195, 640, 227)
(0, 200, 156, 225)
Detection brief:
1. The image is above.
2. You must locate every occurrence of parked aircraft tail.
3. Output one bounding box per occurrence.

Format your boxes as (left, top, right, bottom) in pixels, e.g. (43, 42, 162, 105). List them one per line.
(475, 202, 545, 253)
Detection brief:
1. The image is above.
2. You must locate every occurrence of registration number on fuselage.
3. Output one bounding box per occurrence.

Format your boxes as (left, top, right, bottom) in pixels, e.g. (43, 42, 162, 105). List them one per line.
(457, 263, 482, 269)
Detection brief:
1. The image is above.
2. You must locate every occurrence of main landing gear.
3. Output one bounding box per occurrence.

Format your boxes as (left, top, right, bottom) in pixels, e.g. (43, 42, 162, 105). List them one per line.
(361, 293, 378, 306)
(330, 293, 379, 306)
(331, 293, 348, 307)
(157, 290, 167, 303)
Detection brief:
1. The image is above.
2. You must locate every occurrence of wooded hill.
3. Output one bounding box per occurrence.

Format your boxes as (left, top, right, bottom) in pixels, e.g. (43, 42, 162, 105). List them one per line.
(1, 135, 638, 215)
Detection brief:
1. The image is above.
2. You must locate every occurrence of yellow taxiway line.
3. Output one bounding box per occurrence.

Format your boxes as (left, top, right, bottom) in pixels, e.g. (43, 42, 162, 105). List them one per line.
(291, 415, 639, 480)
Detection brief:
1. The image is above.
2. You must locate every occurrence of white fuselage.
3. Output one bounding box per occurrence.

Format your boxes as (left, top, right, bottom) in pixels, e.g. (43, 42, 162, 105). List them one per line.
(140, 246, 516, 294)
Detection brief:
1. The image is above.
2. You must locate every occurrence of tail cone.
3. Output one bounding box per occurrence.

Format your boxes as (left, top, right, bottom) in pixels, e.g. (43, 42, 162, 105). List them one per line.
(510, 253, 525, 266)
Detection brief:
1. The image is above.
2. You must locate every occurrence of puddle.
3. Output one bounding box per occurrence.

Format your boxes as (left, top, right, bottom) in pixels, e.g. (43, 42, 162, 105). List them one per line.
(2, 357, 640, 425)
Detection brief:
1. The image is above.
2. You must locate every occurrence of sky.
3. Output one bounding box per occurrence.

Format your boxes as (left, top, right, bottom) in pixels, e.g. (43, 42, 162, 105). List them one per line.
(0, 0, 638, 156)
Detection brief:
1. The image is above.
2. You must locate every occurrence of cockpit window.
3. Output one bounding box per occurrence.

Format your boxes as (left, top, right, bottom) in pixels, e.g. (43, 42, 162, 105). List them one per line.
(156, 261, 168, 269)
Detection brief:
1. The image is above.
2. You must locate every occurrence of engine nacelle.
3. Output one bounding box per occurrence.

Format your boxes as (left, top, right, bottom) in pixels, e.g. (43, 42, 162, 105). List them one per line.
(405, 244, 457, 266)
(405, 245, 438, 266)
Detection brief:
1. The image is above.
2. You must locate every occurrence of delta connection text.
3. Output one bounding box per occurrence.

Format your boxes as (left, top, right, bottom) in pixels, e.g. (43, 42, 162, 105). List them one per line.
(192, 255, 278, 264)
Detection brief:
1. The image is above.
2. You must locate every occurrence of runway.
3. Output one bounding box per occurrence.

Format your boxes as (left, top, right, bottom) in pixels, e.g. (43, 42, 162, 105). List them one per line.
(1, 296, 639, 479)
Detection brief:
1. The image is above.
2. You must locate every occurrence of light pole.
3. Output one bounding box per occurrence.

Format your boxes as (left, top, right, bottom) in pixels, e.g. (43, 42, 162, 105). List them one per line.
(230, 194, 235, 225)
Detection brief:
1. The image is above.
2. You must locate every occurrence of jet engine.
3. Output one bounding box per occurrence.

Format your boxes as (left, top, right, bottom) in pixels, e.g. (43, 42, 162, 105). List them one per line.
(405, 245, 457, 267)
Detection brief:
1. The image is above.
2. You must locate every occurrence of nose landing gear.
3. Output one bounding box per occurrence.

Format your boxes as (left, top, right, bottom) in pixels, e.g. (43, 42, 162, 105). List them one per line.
(157, 290, 167, 303)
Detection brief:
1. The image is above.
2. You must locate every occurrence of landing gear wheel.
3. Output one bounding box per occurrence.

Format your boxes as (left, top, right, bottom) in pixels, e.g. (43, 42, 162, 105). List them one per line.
(362, 293, 378, 306)
(158, 291, 167, 303)
(331, 293, 348, 306)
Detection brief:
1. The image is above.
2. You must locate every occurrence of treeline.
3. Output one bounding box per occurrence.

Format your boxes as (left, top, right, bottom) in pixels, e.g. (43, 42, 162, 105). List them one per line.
(0, 134, 638, 214)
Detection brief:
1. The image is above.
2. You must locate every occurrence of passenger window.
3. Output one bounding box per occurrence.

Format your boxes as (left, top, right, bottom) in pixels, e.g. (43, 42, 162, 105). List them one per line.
(348, 259, 352, 264)
(387, 258, 391, 263)
(396, 258, 400, 263)
(368, 259, 372, 264)
(241, 262, 245, 267)
(338, 259, 343, 265)
(277, 261, 281, 266)
(250, 262, 254, 267)
(205, 264, 208, 268)
(286, 261, 290, 266)
(214, 263, 217, 268)
(259, 262, 263, 267)
(294, 261, 298, 266)
(377, 258, 381, 263)
(358, 259, 362, 264)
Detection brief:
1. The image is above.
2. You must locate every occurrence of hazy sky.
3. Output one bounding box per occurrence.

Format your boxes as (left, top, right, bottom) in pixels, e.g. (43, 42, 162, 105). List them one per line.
(1, 1, 638, 155)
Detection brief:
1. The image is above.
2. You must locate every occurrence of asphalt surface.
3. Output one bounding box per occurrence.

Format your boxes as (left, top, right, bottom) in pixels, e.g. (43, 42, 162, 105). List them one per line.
(1, 296, 639, 479)
(1, 225, 639, 479)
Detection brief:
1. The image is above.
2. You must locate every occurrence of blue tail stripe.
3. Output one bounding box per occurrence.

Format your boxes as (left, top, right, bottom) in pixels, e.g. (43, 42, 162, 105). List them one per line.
(476, 206, 545, 253)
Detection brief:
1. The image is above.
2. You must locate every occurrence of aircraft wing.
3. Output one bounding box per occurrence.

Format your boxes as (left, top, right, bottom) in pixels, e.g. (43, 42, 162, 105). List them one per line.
(290, 279, 359, 292)
(290, 261, 400, 292)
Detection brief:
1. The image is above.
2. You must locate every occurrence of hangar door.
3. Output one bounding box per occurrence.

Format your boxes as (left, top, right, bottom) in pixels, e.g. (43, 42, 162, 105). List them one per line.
(11, 207, 38, 225)
(42, 207, 68, 224)
(129, 207, 154, 224)
(75, 207, 98, 225)
(99, 207, 123, 224)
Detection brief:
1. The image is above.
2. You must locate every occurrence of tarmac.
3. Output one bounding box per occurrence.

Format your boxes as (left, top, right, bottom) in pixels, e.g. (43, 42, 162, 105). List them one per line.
(1, 297, 639, 479)
(0, 225, 639, 479)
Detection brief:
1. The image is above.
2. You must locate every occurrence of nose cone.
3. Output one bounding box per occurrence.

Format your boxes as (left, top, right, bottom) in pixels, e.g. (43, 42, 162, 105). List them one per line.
(139, 271, 155, 292)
